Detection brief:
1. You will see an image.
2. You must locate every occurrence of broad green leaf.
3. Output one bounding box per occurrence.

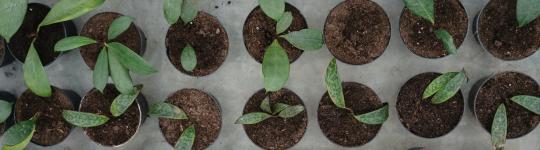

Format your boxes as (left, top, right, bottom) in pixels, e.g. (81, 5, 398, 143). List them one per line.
(280, 29, 323, 51)
(511, 95, 540, 115)
(107, 16, 134, 40)
(0, 100, 12, 123)
(175, 125, 195, 150)
(181, 44, 197, 72)
(54, 36, 97, 52)
(403, 0, 435, 24)
(262, 40, 289, 92)
(423, 72, 459, 99)
(491, 104, 507, 150)
(180, 0, 198, 23)
(272, 103, 290, 115)
(434, 29, 457, 55)
(23, 44, 51, 97)
(108, 42, 157, 75)
(164, 0, 183, 25)
(93, 47, 109, 93)
(258, 0, 285, 21)
(354, 103, 389, 125)
(431, 72, 466, 104)
(149, 102, 188, 120)
(0, 0, 27, 41)
(40, 0, 105, 26)
(260, 97, 272, 113)
(110, 86, 142, 117)
(235, 112, 272, 124)
(276, 11, 293, 34)
(325, 58, 346, 109)
(517, 0, 540, 27)
(108, 49, 134, 94)
(278, 105, 304, 118)
(1, 118, 36, 150)
(62, 110, 109, 127)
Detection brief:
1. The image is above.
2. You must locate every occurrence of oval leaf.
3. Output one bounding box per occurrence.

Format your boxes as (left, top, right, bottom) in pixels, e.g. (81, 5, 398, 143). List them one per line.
(354, 103, 389, 125)
(93, 48, 109, 93)
(434, 29, 457, 55)
(108, 49, 134, 94)
(260, 97, 272, 114)
(431, 72, 466, 104)
(149, 102, 188, 120)
(110, 86, 142, 117)
(40, 0, 104, 26)
(325, 58, 346, 109)
(517, 0, 540, 27)
(263, 40, 289, 92)
(280, 29, 324, 51)
(258, 0, 285, 21)
(423, 72, 459, 99)
(1, 119, 35, 150)
(23, 44, 52, 97)
(175, 125, 195, 150)
(272, 102, 290, 115)
(62, 110, 109, 128)
(235, 112, 272, 124)
(0, 0, 27, 41)
(108, 16, 134, 40)
(278, 105, 304, 118)
(276, 11, 293, 34)
(0, 100, 12, 123)
(511, 95, 540, 115)
(54, 36, 97, 52)
(164, 0, 183, 25)
(492, 104, 507, 150)
(181, 44, 197, 72)
(108, 42, 157, 75)
(180, 0, 198, 23)
(403, 0, 435, 24)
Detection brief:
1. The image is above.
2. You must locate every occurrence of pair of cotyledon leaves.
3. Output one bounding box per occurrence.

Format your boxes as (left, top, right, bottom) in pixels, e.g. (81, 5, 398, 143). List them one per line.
(235, 97, 306, 124)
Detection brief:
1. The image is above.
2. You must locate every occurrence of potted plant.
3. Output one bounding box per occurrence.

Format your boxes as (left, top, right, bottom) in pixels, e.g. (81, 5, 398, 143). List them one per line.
(0, 92, 16, 135)
(475, 0, 540, 60)
(319, 58, 389, 146)
(163, 0, 229, 77)
(397, 71, 466, 138)
(324, 0, 391, 65)
(1, 113, 39, 150)
(400, 0, 468, 58)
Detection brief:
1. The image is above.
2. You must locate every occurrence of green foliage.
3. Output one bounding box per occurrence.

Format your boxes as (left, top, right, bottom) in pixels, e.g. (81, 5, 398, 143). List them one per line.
(517, 0, 540, 27)
(403, 0, 435, 24)
(276, 12, 293, 34)
(0, 0, 27, 41)
(54, 36, 97, 52)
(278, 105, 304, 118)
(163, 0, 183, 25)
(1, 115, 37, 150)
(108, 48, 134, 94)
(325, 58, 345, 109)
(280, 29, 324, 51)
(175, 125, 195, 150)
(93, 48, 109, 93)
(423, 71, 466, 104)
(110, 85, 142, 117)
(258, 0, 285, 21)
(0, 100, 12, 123)
(149, 102, 188, 120)
(511, 95, 540, 115)
(236, 100, 304, 125)
(62, 110, 109, 127)
(40, 0, 104, 26)
(263, 40, 289, 92)
(180, 0, 198, 24)
(107, 42, 157, 75)
(272, 103, 289, 115)
(354, 103, 389, 125)
(434, 29, 457, 55)
(235, 112, 272, 124)
(108, 16, 134, 40)
(260, 97, 272, 113)
(491, 104, 507, 150)
(181, 44, 197, 72)
(23, 44, 51, 97)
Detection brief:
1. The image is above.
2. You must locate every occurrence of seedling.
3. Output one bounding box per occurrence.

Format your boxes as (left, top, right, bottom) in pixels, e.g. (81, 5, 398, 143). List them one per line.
(325, 58, 389, 125)
(516, 0, 540, 27)
(0, 100, 12, 124)
(422, 71, 467, 104)
(148, 102, 195, 150)
(1, 113, 39, 150)
(163, 0, 199, 72)
(235, 97, 305, 124)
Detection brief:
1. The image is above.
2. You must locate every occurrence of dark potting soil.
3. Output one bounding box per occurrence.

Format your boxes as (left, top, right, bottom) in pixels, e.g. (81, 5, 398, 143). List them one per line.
(397, 73, 464, 138)
(243, 89, 307, 150)
(474, 72, 540, 138)
(400, 0, 468, 58)
(0, 123, 4, 135)
(80, 12, 143, 69)
(243, 3, 307, 63)
(166, 12, 229, 77)
(8, 3, 65, 65)
(318, 82, 383, 146)
(80, 85, 141, 146)
(14, 88, 74, 146)
(324, 0, 390, 65)
(478, 0, 540, 60)
(159, 89, 221, 150)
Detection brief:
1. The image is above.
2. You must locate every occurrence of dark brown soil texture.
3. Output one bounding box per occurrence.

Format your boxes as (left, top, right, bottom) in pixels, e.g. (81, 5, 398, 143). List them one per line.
(474, 72, 540, 138)
(478, 0, 540, 60)
(0, 123, 4, 135)
(166, 12, 229, 76)
(243, 3, 307, 63)
(80, 12, 143, 69)
(159, 89, 222, 150)
(397, 73, 464, 138)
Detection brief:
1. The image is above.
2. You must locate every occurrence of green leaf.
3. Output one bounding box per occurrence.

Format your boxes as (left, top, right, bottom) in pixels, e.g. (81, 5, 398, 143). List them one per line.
(258, 0, 285, 21)
(403, 0, 435, 24)
(434, 29, 457, 55)
(107, 16, 134, 40)
(175, 125, 195, 150)
(354, 103, 389, 125)
(431, 72, 466, 104)
(0, 100, 12, 123)
(181, 44, 197, 72)
(517, 0, 540, 27)
(0, 0, 27, 41)
(276, 11, 293, 34)
(62, 110, 109, 128)
(93, 47, 109, 93)
(511, 95, 540, 115)
(235, 112, 272, 124)
(280, 29, 323, 51)
(108, 42, 157, 75)
(180, 0, 198, 23)
(262, 40, 289, 92)
(1, 118, 35, 150)
(149, 102, 188, 120)
(278, 105, 304, 118)
(54, 36, 97, 52)
(108, 49, 134, 94)
(110, 86, 142, 117)
(325, 58, 346, 109)
(23, 44, 52, 97)
(272, 103, 290, 115)
(491, 104, 507, 150)
(423, 72, 459, 99)
(163, 0, 183, 25)
(260, 97, 272, 114)
(40, 0, 105, 27)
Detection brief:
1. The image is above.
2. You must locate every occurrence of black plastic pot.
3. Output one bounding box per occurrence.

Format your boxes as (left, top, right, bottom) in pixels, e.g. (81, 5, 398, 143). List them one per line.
(0, 39, 14, 67)
(0, 91, 17, 135)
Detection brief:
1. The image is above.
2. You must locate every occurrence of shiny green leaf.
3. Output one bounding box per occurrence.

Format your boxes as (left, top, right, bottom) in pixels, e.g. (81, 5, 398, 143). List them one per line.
(511, 95, 540, 115)
(93, 47, 109, 93)
(40, 0, 104, 26)
(278, 105, 304, 118)
(403, 0, 435, 24)
(54, 36, 96, 52)
(1, 117, 36, 150)
(23, 44, 51, 97)
(110, 86, 142, 117)
(325, 58, 346, 109)
(108, 49, 134, 94)
(354, 103, 389, 125)
(180, 0, 198, 23)
(276, 11, 293, 34)
(517, 0, 540, 27)
(62, 110, 109, 127)
(181, 44, 197, 72)
(262, 40, 289, 92)
(272, 102, 290, 115)
(0, 100, 12, 123)
(0, 0, 27, 41)
(258, 0, 285, 21)
(175, 125, 195, 150)
(149, 102, 188, 120)
(491, 104, 507, 150)
(108, 42, 157, 75)
(107, 16, 134, 40)
(260, 97, 272, 113)
(280, 29, 323, 51)
(432, 72, 466, 104)
(434, 29, 457, 55)
(235, 112, 272, 124)
(423, 72, 459, 99)
(164, 0, 183, 25)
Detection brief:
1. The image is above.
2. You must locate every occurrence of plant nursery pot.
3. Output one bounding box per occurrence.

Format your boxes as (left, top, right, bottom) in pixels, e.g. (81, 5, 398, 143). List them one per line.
(242, 88, 307, 150)
(166, 12, 229, 77)
(474, 0, 540, 60)
(159, 89, 222, 150)
(399, 0, 468, 58)
(243, 3, 307, 64)
(318, 82, 384, 147)
(324, 0, 390, 65)
(397, 72, 464, 138)
(0, 39, 14, 67)
(6, 3, 77, 66)
(80, 12, 147, 70)
(14, 87, 81, 146)
(79, 84, 148, 147)
(0, 91, 16, 135)
(470, 71, 540, 138)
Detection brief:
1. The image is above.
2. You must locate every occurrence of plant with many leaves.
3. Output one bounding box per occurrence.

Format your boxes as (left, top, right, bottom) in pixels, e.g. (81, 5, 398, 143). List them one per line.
(235, 97, 305, 125)
(163, 0, 199, 72)
(148, 102, 195, 150)
(422, 70, 467, 104)
(1, 113, 39, 150)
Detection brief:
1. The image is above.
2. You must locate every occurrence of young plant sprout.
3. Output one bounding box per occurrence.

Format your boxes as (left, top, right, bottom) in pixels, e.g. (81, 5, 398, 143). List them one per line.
(163, 0, 199, 72)
(1, 113, 39, 150)
(516, 0, 540, 27)
(325, 58, 389, 125)
(0, 100, 12, 125)
(422, 71, 467, 104)
(235, 97, 305, 124)
(148, 102, 195, 150)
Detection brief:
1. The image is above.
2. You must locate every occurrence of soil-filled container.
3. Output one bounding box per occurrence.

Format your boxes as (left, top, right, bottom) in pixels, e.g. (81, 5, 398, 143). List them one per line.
(471, 72, 540, 138)
(324, 0, 390, 65)
(0, 91, 16, 135)
(6, 3, 77, 66)
(0, 39, 14, 67)
(399, 0, 468, 58)
(475, 0, 540, 60)
(79, 84, 148, 147)
(243, 3, 307, 63)
(159, 89, 222, 150)
(13, 87, 80, 146)
(166, 12, 229, 77)
(80, 12, 147, 69)
(397, 72, 464, 138)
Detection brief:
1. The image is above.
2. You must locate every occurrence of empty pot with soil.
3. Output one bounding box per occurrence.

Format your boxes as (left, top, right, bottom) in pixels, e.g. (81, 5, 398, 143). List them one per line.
(0, 92, 16, 135)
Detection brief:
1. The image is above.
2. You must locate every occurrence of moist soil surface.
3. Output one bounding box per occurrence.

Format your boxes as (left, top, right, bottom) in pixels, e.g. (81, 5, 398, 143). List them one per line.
(400, 0, 468, 58)
(80, 12, 144, 69)
(318, 82, 383, 146)
(14, 88, 74, 146)
(7, 3, 66, 65)
(397, 73, 464, 138)
(243, 89, 307, 150)
(159, 89, 222, 150)
(166, 12, 229, 76)
(324, 0, 390, 65)
(478, 0, 540, 60)
(474, 72, 540, 138)
(243, 3, 307, 63)
(80, 85, 141, 146)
